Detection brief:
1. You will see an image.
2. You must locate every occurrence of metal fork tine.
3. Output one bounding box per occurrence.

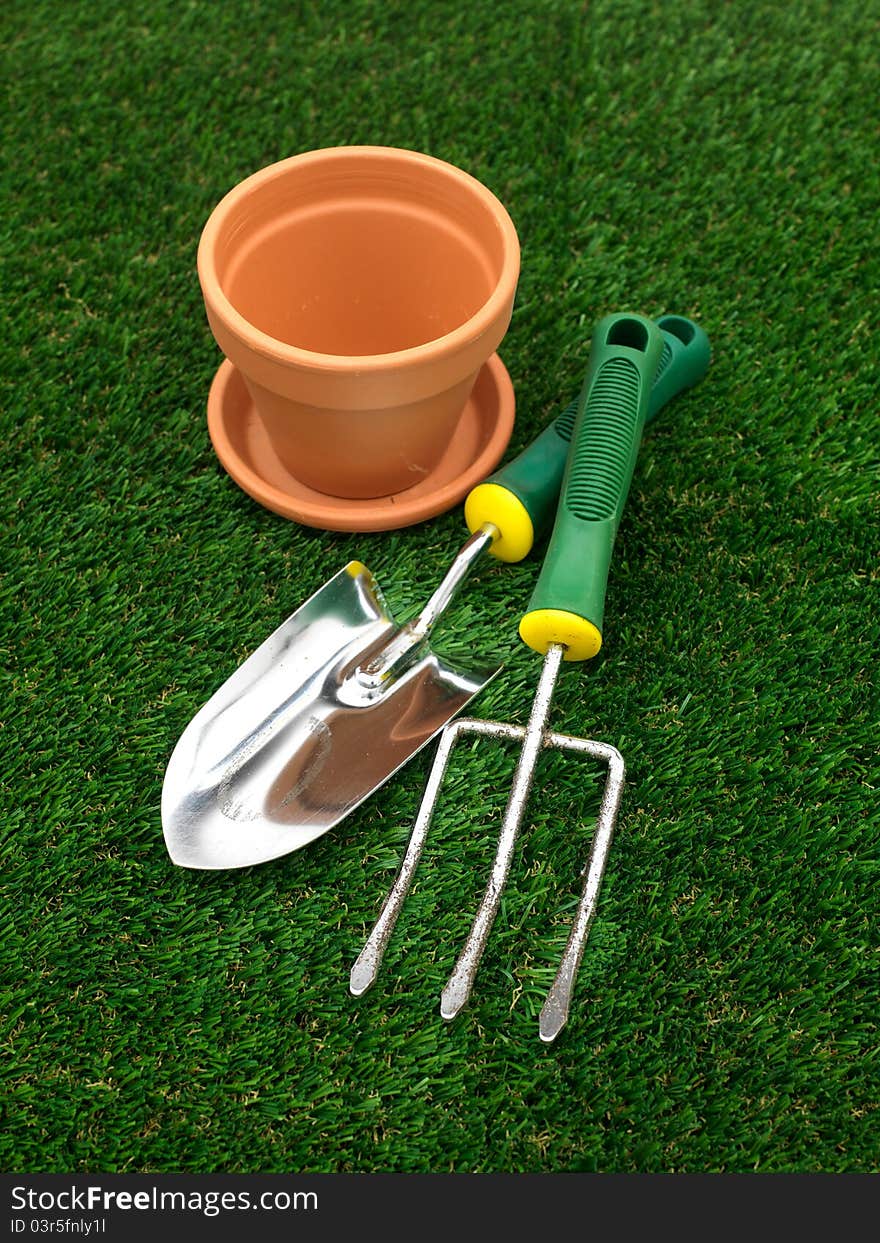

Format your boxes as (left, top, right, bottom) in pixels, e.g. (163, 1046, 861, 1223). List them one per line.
(349, 720, 462, 998)
(537, 739, 624, 1042)
(440, 643, 566, 1020)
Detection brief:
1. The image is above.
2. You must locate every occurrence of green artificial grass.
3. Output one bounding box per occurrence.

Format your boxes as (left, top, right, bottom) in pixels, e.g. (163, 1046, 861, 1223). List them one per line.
(2, 0, 878, 1175)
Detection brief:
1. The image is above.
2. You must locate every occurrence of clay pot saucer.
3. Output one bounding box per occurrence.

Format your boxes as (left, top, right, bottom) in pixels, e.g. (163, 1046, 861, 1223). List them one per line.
(207, 354, 515, 532)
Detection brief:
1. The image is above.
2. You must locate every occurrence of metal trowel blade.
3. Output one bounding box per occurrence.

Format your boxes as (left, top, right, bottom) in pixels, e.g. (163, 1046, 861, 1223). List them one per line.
(161, 561, 497, 869)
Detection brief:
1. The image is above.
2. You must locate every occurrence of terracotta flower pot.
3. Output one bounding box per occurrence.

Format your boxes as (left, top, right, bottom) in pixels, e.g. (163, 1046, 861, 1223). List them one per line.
(197, 147, 521, 500)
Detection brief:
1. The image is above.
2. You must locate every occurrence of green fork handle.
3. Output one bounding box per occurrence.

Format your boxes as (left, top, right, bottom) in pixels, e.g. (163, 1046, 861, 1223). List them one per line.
(464, 314, 709, 562)
(519, 311, 663, 660)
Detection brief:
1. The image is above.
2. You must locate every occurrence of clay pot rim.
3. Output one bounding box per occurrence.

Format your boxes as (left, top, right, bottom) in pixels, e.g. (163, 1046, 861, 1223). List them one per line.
(197, 145, 520, 377)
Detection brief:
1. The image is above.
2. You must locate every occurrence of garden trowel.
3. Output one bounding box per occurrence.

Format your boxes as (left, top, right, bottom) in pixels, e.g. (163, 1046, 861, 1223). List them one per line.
(161, 314, 709, 869)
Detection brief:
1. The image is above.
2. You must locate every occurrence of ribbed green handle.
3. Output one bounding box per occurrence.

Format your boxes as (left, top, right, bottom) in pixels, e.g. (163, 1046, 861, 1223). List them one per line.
(464, 315, 709, 562)
(518, 312, 663, 661)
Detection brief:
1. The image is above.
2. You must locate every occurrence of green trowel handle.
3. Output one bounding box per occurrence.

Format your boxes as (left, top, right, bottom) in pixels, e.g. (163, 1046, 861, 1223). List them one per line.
(652, 314, 711, 414)
(518, 312, 663, 662)
(463, 314, 709, 563)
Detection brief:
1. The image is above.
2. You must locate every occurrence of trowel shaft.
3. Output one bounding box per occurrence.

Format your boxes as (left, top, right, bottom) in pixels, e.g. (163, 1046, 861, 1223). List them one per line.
(359, 524, 497, 684)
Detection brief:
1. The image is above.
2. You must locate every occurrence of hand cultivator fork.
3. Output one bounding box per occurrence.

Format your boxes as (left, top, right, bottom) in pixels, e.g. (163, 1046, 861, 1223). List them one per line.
(352, 311, 685, 1040)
